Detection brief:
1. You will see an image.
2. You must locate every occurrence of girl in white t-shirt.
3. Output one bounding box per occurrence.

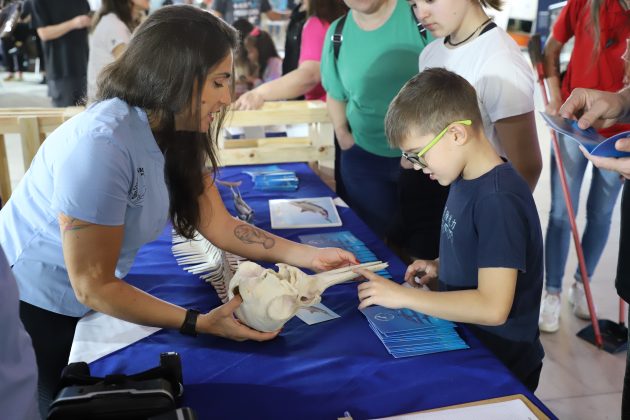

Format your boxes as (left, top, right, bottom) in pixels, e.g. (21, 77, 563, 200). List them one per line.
(410, 0, 542, 191)
(87, 0, 149, 100)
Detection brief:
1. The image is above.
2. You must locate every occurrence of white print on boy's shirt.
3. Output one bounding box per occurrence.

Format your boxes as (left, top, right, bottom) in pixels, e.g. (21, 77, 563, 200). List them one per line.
(442, 208, 456, 242)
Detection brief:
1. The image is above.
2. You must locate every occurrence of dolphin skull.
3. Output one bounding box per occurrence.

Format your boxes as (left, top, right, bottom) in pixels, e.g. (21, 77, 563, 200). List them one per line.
(227, 261, 388, 332)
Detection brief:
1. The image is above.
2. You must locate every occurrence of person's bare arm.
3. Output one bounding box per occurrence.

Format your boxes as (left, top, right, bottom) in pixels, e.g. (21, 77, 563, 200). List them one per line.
(357, 267, 517, 326)
(542, 35, 565, 114)
(59, 213, 277, 341)
(326, 96, 355, 150)
(234, 61, 320, 110)
(195, 176, 357, 271)
(60, 214, 189, 328)
(37, 14, 91, 41)
(495, 111, 542, 192)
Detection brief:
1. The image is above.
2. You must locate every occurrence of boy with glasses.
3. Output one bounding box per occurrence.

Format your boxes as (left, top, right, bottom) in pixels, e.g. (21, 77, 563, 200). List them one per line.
(355, 68, 545, 392)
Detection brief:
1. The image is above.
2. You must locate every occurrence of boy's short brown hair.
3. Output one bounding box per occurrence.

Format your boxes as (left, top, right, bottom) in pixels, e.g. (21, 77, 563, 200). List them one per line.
(386, 67, 483, 148)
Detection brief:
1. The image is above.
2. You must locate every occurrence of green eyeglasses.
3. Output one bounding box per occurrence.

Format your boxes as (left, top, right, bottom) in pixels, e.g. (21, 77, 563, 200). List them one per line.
(402, 120, 472, 169)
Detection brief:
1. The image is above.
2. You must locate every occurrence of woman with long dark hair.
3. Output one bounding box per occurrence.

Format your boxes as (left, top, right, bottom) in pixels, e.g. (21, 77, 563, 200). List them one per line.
(235, 0, 348, 109)
(87, 0, 149, 100)
(0, 6, 357, 417)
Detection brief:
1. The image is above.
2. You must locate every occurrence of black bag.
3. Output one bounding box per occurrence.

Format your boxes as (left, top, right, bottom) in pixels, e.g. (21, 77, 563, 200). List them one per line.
(48, 352, 187, 420)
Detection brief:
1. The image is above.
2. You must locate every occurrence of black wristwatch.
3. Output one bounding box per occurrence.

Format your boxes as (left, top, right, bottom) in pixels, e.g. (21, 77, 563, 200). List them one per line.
(179, 309, 200, 337)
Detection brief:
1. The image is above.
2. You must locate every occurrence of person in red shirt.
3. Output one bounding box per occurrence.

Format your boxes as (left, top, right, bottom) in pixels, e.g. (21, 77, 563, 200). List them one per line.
(539, 0, 630, 333)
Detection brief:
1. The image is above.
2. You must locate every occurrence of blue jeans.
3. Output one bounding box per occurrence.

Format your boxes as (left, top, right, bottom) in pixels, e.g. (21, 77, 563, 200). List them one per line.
(340, 144, 401, 238)
(544, 134, 623, 293)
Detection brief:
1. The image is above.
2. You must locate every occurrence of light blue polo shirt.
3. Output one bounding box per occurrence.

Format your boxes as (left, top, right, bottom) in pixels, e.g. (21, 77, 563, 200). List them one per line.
(0, 98, 169, 317)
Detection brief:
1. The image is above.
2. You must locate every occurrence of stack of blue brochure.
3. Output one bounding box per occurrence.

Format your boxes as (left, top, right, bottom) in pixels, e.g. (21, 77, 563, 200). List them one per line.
(243, 165, 299, 191)
(360, 305, 469, 358)
(298, 231, 392, 279)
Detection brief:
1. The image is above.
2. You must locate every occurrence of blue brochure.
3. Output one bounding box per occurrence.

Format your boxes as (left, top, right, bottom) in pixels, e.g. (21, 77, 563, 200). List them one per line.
(540, 112, 630, 158)
(299, 231, 392, 278)
(360, 306, 469, 358)
(361, 306, 455, 334)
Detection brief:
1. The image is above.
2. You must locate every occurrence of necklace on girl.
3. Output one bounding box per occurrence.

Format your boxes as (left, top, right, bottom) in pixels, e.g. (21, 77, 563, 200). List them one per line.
(445, 17, 493, 47)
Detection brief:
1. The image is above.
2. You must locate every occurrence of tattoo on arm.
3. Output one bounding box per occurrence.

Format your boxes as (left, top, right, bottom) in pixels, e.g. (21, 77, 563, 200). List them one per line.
(58, 214, 92, 235)
(234, 224, 275, 249)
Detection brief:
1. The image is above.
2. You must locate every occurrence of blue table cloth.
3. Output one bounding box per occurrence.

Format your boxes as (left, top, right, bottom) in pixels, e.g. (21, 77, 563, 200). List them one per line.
(89, 163, 556, 420)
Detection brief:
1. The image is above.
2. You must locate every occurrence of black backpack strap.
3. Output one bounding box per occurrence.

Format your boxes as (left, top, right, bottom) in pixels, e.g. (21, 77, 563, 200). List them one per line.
(332, 13, 347, 61)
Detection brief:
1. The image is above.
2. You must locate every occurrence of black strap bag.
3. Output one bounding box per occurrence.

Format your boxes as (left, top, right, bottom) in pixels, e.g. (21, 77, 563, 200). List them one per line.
(47, 352, 190, 420)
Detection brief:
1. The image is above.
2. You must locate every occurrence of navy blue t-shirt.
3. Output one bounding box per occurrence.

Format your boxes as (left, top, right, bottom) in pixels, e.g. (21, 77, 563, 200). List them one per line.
(438, 162, 544, 383)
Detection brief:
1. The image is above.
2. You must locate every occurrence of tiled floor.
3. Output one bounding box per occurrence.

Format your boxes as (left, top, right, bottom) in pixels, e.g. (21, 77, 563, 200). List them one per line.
(1, 71, 627, 419)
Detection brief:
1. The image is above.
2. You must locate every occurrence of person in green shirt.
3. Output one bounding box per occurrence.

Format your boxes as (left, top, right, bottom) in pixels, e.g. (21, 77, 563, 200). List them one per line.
(321, 0, 448, 259)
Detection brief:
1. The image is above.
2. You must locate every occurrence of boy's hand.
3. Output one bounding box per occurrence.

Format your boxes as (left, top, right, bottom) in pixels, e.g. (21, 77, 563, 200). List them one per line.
(404, 259, 439, 287)
(356, 269, 407, 310)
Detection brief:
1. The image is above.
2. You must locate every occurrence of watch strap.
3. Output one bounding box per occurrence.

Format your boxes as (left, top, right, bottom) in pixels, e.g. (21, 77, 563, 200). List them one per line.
(179, 309, 200, 337)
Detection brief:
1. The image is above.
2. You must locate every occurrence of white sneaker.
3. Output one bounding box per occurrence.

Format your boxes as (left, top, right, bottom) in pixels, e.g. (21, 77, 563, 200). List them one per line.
(568, 282, 595, 320)
(539, 293, 561, 333)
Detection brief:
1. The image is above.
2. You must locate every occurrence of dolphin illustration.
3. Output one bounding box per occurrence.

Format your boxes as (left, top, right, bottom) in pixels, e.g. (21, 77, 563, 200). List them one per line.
(290, 200, 332, 222)
(302, 305, 331, 316)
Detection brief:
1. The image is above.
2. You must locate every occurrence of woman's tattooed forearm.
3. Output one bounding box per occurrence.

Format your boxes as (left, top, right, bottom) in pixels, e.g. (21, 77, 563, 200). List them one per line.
(58, 214, 91, 235)
(234, 224, 275, 249)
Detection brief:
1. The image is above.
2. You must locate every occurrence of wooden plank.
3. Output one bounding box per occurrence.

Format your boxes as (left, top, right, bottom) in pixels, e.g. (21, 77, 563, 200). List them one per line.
(0, 115, 66, 134)
(18, 117, 41, 172)
(409, 394, 549, 419)
(0, 106, 82, 116)
(222, 137, 311, 149)
(0, 134, 11, 204)
(218, 145, 334, 166)
(226, 100, 329, 127)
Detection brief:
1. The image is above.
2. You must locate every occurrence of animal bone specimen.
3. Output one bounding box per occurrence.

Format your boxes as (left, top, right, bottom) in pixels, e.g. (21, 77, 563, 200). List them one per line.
(227, 260, 389, 332)
(172, 231, 245, 303)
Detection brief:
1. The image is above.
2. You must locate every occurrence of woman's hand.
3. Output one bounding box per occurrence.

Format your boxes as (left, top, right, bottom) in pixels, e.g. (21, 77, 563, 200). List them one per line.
(309, 247, 359, 272)
(234, 90, 265, 110)
(404, 259, 439, 288)
(356, 269, 408, 310)
(197, 296, 280, 341)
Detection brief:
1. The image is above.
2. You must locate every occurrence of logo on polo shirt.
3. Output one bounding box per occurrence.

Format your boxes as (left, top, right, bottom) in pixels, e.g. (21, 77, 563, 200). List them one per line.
(129, 167, 146, 205)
